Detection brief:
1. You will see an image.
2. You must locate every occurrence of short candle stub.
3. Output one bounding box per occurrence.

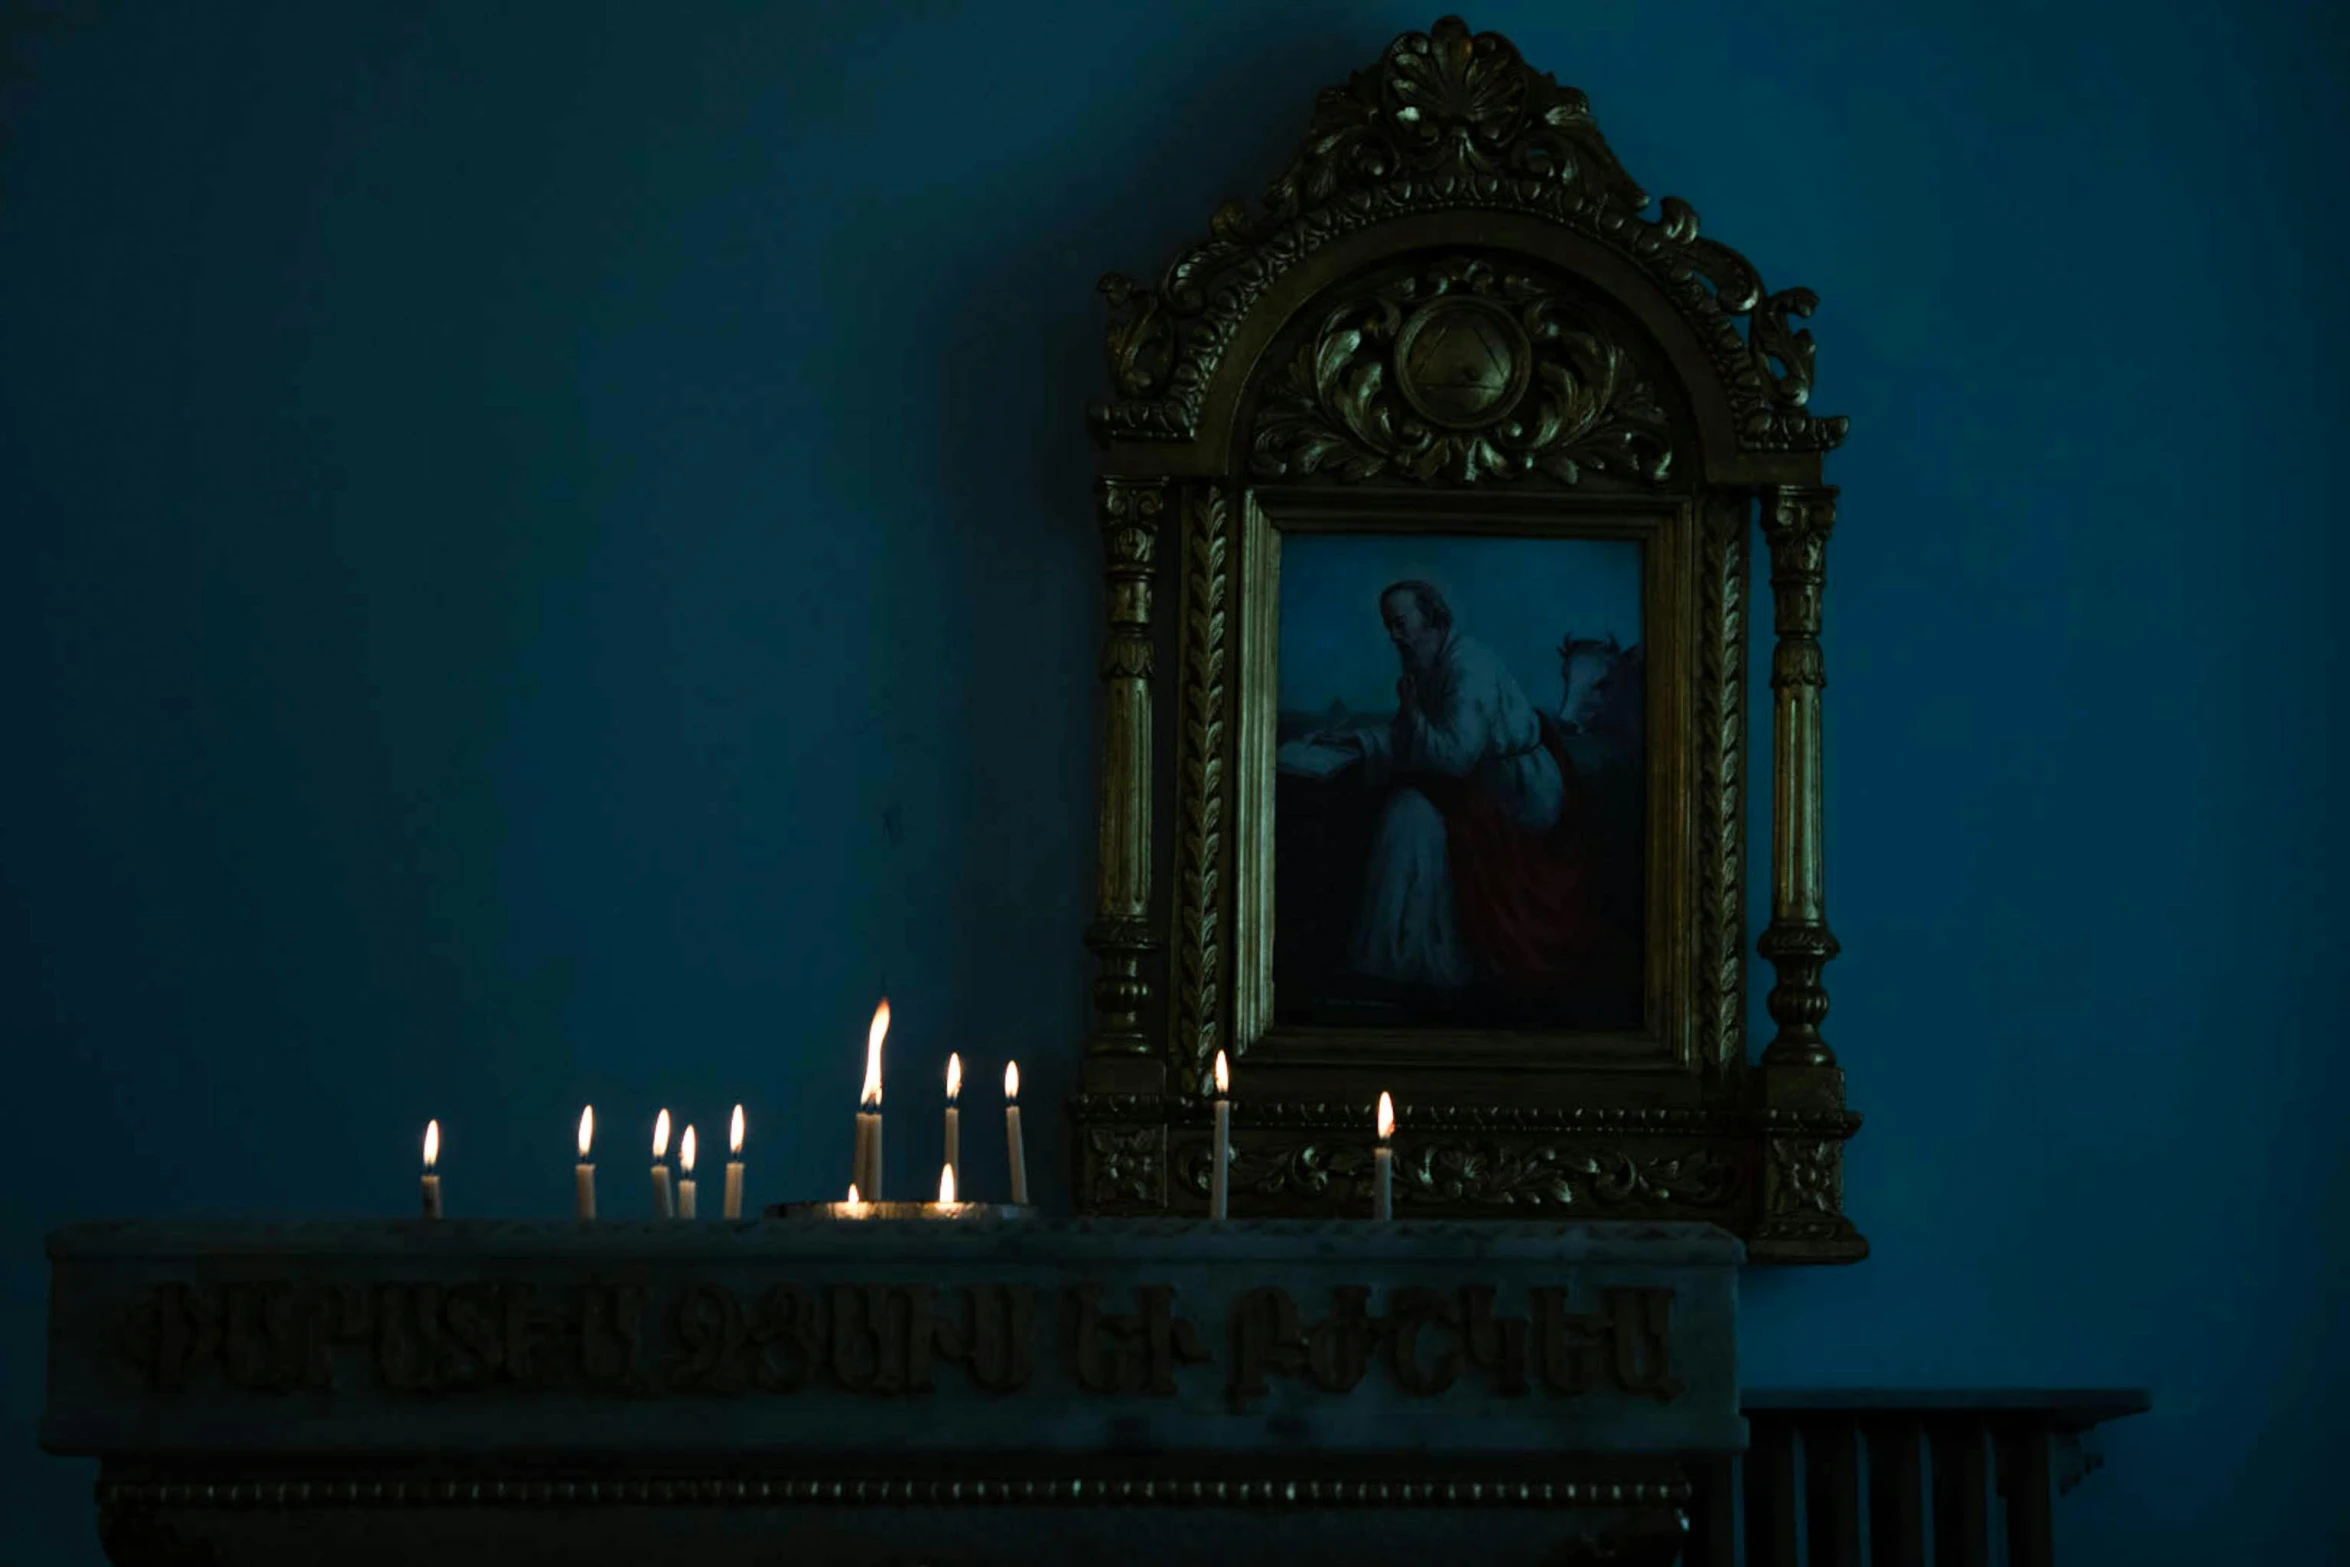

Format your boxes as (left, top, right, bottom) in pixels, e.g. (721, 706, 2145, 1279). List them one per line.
(763, 1197, 1036, 1220)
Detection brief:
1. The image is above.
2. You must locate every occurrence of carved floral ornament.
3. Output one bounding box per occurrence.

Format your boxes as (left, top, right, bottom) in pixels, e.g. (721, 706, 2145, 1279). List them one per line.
(1170, 1137, 1743, 1213)
(1093, 15, 1847, 454)
(1249, 256, 1673, 485)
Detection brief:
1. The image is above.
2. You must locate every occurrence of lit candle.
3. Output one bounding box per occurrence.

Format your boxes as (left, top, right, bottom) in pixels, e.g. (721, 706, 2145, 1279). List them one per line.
(651, 1108, 675, 1218)
(938, 1162, 957, 1206)
(678, 1124, 698, 1219)
(1210, 1050, 1231, 1221)
(420, 1119, 443, 1220)
(855, 999, 888, 1201)
(723, 1103, 745, 1220)
(575, 1106, 597, 1220)
(944, 1053, 962, 1198)
(1005, 1061, 1028, 1206)
(1374, 1092, 1395, 1221)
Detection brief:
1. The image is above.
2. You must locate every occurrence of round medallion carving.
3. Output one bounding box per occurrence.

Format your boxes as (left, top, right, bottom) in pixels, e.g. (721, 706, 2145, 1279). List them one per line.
(1393, 297, 1530, 429)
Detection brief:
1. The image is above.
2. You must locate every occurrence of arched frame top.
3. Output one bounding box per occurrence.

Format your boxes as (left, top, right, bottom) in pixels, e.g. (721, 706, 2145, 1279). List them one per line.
(1089, 15, 1847, 489)
(1101, 211, 1813, 490)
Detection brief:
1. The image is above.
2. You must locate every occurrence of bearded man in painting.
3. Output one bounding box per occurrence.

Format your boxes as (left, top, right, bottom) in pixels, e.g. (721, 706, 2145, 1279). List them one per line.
(1314, 580, 1633, 1024)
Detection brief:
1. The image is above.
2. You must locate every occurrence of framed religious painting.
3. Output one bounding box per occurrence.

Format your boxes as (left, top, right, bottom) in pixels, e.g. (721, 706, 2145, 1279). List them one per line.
(1070, 16, 1866, 1262)
(1260, 509, 1655, 1048)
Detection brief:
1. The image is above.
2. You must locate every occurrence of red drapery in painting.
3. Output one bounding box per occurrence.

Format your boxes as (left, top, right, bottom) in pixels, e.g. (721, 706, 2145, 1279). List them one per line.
(1402, 719, 1638, 1009)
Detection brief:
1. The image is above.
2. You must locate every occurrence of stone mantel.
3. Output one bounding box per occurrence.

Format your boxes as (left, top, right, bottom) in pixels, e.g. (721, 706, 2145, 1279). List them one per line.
(45, 1217, 1742, 1566)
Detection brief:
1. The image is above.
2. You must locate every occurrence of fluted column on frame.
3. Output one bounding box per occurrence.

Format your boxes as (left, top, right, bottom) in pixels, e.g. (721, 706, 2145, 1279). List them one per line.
(1756, 484, 1841, 1069)
(1750, 483, 1865, 1263)
(1084, 476, 1165, 1071)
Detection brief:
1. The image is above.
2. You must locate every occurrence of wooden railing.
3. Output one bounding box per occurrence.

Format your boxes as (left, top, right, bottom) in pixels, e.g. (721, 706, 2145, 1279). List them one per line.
(1684, 1390, 2150, 1567)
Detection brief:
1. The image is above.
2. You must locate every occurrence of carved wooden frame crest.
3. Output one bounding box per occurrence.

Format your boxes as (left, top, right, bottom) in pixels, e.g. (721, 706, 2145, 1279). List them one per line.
(1073, 16, 1864, 1263)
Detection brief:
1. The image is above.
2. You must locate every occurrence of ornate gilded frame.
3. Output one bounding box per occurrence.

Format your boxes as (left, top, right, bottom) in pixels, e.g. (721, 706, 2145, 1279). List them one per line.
(1071, 17, 1864, 1263)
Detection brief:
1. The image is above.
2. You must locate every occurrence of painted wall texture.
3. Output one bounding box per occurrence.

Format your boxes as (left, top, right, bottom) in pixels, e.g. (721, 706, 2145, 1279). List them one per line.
(3, 2, 2342, 1560)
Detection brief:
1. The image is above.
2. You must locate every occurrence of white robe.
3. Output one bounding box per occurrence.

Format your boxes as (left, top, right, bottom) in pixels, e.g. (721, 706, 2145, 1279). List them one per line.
(1343, 635, 1563, 989)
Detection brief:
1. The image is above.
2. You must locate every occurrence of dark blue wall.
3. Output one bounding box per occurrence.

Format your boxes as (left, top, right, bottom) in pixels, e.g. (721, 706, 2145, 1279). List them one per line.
(4, 2, 2343, 1560)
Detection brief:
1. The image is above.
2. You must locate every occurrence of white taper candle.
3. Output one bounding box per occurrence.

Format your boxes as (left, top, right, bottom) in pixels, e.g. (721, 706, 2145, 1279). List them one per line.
(421, 1119, 443, 1220)
(859, 999, 889, 1200)
(1210, 1050, 1230, 1221)
(1373, 1091, 1395, 1221)
(650, 1108, 675, 1219)
(724, 1103, 745, 1220)
(1005, 1061, 1028, 1206)
(575, 1106, 597, 1220)
(944, 1053, 962, 1197)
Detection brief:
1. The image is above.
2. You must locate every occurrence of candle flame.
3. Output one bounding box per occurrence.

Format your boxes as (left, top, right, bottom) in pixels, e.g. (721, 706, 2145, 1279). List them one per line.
(847, 1183, 861, 1203)
(680, 1124, 697, 1174)
(946, 1052, 962, 1101)
(423, 1119, 439, 1171)
(1213, 1050, 1229, 1096)
(1004, 1060, 1020, 1102)
(1377, 1091, 1395, 1142)
(729, 1104, 744, 1156)
(939, 1163, 957, 1203)
(862, 999, 890, 1106)
(653, 1108, 671, 1160)
(577, 1106, 594, 1159)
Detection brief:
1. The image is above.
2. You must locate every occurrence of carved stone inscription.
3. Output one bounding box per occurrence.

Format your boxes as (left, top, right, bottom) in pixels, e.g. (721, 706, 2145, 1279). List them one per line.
(119, 1280, 1681, 1406)
(1226, 1285, 1681, 1407)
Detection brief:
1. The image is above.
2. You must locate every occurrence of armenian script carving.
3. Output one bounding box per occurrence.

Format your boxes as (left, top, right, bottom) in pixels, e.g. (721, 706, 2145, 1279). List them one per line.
(118, 1278, 1684, 1405)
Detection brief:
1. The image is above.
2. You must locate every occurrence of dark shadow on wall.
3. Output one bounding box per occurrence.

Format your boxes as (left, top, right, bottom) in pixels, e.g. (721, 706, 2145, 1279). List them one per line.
(803, 4, 1375, 1207)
